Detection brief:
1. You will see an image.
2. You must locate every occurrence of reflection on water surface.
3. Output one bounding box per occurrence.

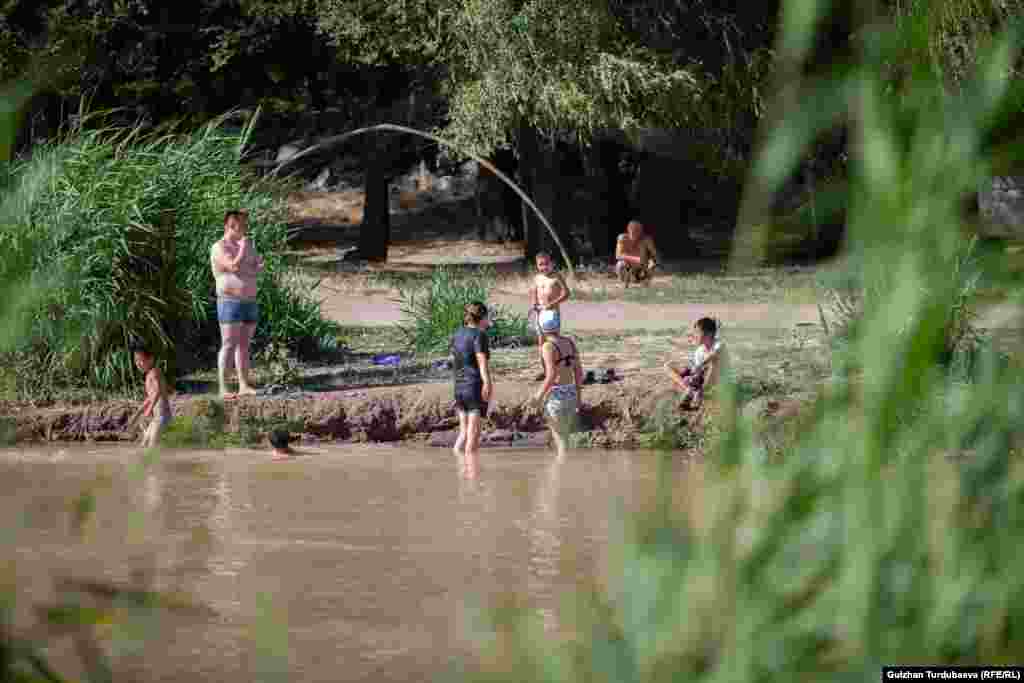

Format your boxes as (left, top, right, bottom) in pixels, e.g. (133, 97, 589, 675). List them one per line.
(0, 443, 698, 682)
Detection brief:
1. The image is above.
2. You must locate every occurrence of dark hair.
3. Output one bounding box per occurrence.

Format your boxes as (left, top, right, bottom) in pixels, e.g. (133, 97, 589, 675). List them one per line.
(463, 301, 489, 326)
(224, 209, 248, 225)
(535, 251, 552, 261)
(268, 428, 291, 450)
(128, 339, 153, 356)
(695, 317, 717, 337)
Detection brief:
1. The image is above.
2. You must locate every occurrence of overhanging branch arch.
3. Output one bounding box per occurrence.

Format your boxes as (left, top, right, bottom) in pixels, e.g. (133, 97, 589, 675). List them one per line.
(271, 123, 574, 276)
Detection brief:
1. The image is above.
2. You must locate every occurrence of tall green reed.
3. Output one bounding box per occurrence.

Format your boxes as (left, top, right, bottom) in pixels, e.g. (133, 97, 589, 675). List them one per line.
(460, 1, 1024, 679)
(2, 83, 224, 683)
(395, 265, 528, 353)
(0, 112, 338, 395)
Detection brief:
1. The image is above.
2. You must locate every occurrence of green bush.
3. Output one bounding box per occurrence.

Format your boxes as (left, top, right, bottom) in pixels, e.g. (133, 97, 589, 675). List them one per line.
(0, 113, 338, 396)
(395, 265, 528, 353)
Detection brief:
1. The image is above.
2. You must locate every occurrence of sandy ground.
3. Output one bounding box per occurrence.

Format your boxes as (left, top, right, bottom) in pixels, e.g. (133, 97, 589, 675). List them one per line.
(320, 294, 823, 330)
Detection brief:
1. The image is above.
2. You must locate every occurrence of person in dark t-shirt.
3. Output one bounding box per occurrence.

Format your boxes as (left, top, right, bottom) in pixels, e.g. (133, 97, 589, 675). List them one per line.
(450, 301, 493, 478)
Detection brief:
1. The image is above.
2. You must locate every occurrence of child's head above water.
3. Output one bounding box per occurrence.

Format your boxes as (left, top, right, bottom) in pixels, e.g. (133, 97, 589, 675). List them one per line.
(129, 341, 155, 372)
(268, 428, 291, 453)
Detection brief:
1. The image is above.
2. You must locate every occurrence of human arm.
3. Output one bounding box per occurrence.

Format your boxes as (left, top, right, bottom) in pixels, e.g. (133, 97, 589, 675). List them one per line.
(694, 343, 723, 373)
(141, 372, 160, 417)
(645, 238, 661, 270)
(211, 242, 240, 273)
(698, 344, 725, 388)
(475, 333, 493, 401)
(236, 238, 266, 275)
(242, 239, 264, 273)
(476, 352, 493, 401)
(548, 273, 571, 307)
(616, 235, 643, 265)
(572, 341, 583, 400)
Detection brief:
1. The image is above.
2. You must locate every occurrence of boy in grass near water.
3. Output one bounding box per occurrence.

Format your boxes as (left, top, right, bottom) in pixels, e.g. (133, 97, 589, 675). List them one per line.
(130, 342, 172, 448)
(664, 317, 725, 409)
(528, 251, 571, 381)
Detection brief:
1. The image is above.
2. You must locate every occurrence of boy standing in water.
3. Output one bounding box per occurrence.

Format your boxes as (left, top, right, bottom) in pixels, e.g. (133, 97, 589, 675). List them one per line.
(131, 342, 172, 448)
(528, 251, 571, 381)
(451, 302, 494, 479)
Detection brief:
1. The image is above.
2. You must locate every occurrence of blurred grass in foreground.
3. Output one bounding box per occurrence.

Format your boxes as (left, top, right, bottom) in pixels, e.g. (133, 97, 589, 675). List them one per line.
(459, 1, 1024, 680)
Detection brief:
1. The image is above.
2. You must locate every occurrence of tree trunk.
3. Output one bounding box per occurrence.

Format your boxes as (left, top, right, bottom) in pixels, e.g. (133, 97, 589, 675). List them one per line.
(633, 155, 694, 258)
(517, 124, 575, 266)
(475, 148, 522, 242)
(497, 147, 524, 242)
(358, 134, 391, 262)
(588, 139, 630, 259)
(517, 123, 542, 260)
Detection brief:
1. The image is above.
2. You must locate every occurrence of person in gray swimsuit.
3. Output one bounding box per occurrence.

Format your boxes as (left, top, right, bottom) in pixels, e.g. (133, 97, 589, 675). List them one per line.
(532, 309, 584, 459)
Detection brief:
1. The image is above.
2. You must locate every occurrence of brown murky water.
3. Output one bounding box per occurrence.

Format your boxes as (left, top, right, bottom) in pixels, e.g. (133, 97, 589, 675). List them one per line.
(0, 444, 699, 682)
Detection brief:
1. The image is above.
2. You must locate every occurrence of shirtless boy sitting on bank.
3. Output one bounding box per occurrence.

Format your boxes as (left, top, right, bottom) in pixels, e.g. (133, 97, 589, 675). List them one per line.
(615, 220, 660, 287)
(528, 251, 571, 381)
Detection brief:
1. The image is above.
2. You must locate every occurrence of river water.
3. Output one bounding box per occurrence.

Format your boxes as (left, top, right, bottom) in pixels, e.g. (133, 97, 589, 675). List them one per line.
(1, 443, 700, 682)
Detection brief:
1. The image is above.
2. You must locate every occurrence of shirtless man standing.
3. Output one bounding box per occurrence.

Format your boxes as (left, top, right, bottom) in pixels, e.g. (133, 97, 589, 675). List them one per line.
(615, 220, 660, 287)
(210, 210, 264, 398)
(528, 251, 571, 381)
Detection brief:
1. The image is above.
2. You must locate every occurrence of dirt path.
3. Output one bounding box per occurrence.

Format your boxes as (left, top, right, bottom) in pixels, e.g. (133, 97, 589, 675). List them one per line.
(321, 293, 822, 330)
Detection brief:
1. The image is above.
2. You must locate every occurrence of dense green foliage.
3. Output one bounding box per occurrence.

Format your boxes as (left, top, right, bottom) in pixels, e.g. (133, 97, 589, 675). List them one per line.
(441, 0, 702, 154)
(0, 114, 338, 395)
(395, 265, 528, 353)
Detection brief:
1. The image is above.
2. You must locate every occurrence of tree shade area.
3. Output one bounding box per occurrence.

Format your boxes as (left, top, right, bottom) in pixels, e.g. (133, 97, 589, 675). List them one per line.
(3, 1, 1024, 263)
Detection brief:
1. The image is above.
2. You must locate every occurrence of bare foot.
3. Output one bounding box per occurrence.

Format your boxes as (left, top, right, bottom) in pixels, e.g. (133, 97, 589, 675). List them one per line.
(271, 452, 291, 461)
(237, 385, 258, 396)
(221, 392, 238, 400)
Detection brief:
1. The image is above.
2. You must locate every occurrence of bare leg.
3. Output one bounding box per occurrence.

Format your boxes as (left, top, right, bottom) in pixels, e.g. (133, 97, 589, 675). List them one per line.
(453, 409, 468, 456)
(140, 421, 153, 449)
(464, 412, 482, 479)
(534, 335, 546, 380)
(218, 324, 240, 397)
(548, 421, 567, 460)
(236, 322, 257, 394)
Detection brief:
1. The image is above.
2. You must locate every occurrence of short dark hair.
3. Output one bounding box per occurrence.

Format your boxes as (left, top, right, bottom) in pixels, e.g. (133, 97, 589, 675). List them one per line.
(268, 428, 291, 450)
(463, 301, 489, 325)
(695, 317, 717, 337)
(224, 209, 248, 225)
(128, 339, 153, 356)
(535, 251, 552, 260)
